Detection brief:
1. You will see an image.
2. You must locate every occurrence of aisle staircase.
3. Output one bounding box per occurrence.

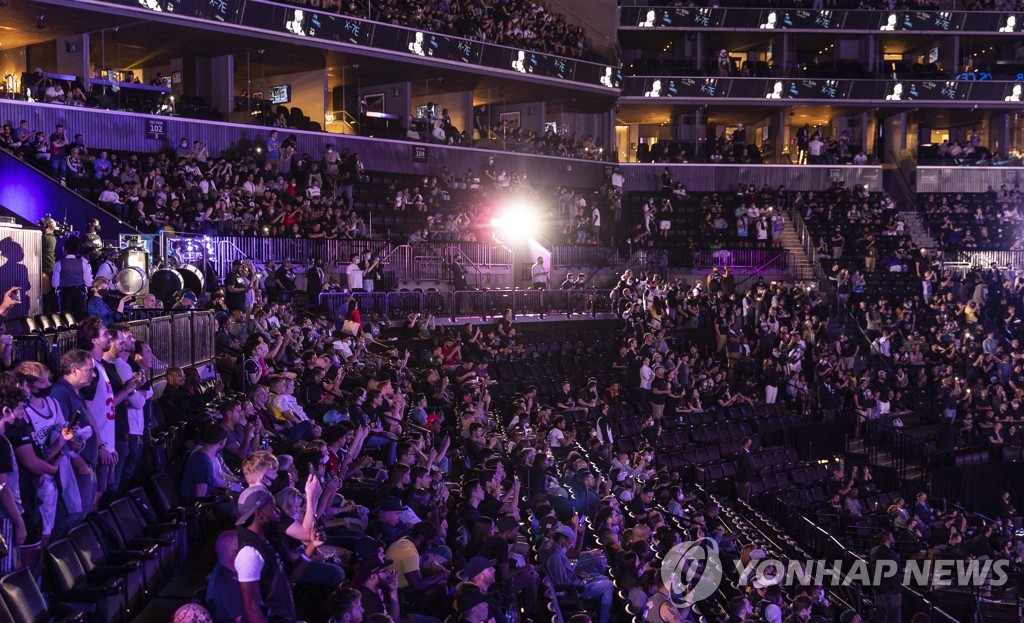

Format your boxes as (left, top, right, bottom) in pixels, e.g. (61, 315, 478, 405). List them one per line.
(899, 210, 939, 252)
(779, 211, 817, 281)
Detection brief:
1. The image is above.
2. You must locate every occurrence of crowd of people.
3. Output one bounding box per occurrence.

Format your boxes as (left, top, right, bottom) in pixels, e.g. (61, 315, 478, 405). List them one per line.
(2, 121, 602, 247)
(6, 171, 1024, 623)
(283, 0, 594, 59)
(919, 188, 1024, 251)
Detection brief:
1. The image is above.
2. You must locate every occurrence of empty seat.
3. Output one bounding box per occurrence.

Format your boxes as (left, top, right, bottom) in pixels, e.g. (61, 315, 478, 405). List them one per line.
(0, 567, 86, 623)
(44, 537, 127, 622)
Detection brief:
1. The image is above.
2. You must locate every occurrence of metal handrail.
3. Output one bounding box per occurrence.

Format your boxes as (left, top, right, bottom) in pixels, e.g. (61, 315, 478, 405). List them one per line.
(733, 251, 792, 289)
(863, 419, 931, 481)
(764, 492, 960, 623)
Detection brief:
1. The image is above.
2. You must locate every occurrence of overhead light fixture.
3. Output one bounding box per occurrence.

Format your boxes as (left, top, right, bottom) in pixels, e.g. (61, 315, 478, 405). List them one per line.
(36, 13, 46, 29)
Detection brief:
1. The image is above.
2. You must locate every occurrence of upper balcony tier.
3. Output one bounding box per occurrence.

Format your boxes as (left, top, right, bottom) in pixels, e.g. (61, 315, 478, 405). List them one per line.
(48, 0, 621, 93)
(620, 6, 1024, 34)
(621, 76, 1024, 106)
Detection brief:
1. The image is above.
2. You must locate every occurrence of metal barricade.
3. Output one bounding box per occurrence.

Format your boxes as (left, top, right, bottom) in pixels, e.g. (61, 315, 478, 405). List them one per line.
(454, 290, 488, 319)
(149, 316, 174, 369)
(21, 311, 215, 375)
(170, 314, 194, 368)
(422, 289, 452, 318)
(386, 291, 424, 320)
(350, 292, 389, 318)
(191, 311, 216, 364)
(513, 289, 547, 316)
(127, 319, 152, 347)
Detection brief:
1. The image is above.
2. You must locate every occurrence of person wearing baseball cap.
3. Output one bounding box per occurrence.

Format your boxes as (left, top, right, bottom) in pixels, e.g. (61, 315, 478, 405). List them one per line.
(235, 488, 304, 623)
(369, 496, 410, 544)
(462, 556, 496, 588)
(356, 557, 399, 620)
(454, 585, 491, 623)
(545, 523, 614, 623)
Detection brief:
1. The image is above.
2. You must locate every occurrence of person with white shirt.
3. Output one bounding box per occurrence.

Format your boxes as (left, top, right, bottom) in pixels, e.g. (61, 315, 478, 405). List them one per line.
(78, 318, 136, 506)
(345, 253, 363, 291)
(638, 356, 654, 405)
(531, 257, 549, 290)
(808, 135, 825, 164)
(611, 169, 624, 191)
(105, 328, 147, 492)
(14, 360, 78, 548)
(94, 251, 118, 282)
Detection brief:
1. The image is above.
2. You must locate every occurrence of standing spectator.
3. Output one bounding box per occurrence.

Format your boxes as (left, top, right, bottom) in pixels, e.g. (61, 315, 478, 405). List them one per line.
(797, 125, 810, 165)
(52, 237, 93, 318)
(236, 488, 308, 623)
(307, 258, 326, 305)
(346, 254, 364, 292)
(0, 380, 28, 573)
(868, 532, 902, 623)
(360, 251, 380, 293)
(265, 130, 281, 175)
(48, 124, 69, 180)
(224, 260, 252, 312)
(78, 318, 133, 507)
(736, 437, 754, 502)
(102, 324, 141, 493)
(531, 256, 549, 290)
(49, 349, 99, 537)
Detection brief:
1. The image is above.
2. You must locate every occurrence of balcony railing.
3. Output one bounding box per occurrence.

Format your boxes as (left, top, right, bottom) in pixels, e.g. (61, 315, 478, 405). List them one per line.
(619, 6, 1022, 35)
(51, 0, 618, 92)
(622, 76, 1024, 104)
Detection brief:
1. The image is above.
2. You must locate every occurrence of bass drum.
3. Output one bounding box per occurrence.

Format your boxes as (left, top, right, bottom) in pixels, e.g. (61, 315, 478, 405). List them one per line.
(150, 269, 184, 304)
(179, 264, 205, 296)
(113, 267, 148, 295)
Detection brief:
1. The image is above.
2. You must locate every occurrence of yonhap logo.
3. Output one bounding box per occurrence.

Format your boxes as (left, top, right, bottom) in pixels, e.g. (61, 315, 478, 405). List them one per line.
(661, 538, 723, 607)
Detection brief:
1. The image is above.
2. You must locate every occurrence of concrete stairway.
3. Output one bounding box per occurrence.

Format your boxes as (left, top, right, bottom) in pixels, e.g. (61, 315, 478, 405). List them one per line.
(899, 211, 939, 252)
(778, 212, 817, 281)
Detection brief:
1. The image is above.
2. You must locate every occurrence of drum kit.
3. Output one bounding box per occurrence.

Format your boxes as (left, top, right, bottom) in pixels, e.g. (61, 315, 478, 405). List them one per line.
(113, 263, 206, 304)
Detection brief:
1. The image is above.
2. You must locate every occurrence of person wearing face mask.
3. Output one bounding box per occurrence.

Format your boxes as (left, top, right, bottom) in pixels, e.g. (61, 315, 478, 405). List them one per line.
(86, 277, 131, 326)
(12, 360, 82, 549)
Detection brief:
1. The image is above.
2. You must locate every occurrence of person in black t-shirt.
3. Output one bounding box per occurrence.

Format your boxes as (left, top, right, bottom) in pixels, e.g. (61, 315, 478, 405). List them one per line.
(275, 259, 297, 302)
(224, 260, 251, 312)
(357, 557, 400, 620)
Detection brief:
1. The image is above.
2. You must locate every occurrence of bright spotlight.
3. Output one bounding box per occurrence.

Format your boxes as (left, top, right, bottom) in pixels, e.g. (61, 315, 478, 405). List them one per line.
(492, 200, 538, 239)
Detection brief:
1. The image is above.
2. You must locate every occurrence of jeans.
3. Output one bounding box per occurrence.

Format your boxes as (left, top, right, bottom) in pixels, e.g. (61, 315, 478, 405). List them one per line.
(582, 578, 614, 623)
(51, 156, 66, 178)
(54, 468, 96, 537)
(339, 184, 354, 208)
(113, 436, 143, 492)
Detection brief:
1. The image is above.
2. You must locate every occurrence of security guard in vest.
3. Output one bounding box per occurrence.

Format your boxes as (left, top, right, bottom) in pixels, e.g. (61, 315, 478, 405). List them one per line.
(51, 236, 93, 318)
